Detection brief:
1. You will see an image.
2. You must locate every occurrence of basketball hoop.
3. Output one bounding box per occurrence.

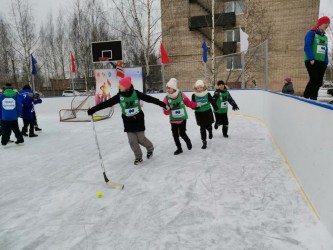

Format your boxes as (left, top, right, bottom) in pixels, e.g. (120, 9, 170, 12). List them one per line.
(99, 57, 110, 68)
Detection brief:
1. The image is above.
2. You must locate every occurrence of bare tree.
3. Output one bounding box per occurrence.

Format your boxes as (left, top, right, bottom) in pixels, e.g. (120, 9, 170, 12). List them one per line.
(0, 18, 14, 85)
(55, 10, 68, 80)
(110, 0, 162, 76)
(68, 0, 112, 89)
(10, 0, 37, 84)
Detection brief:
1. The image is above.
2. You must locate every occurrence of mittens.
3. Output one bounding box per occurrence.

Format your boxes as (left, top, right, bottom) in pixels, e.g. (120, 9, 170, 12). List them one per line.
(232, 105, 239, 111)
(87, 109, 94, 116)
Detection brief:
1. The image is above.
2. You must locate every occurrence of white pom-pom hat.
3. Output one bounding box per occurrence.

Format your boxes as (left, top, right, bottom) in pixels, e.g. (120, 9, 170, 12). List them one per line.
(166, 78, 178, 90)
(195, 80, 205, 88)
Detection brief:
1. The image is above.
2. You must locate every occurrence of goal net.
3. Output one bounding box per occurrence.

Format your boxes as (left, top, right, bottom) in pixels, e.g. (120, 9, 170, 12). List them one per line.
(59, 94, 114, 122)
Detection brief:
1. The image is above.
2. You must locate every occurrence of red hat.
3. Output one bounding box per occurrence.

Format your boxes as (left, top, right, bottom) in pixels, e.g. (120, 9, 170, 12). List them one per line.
(119, 76, 132, 89)
(317, 16, 330, 27)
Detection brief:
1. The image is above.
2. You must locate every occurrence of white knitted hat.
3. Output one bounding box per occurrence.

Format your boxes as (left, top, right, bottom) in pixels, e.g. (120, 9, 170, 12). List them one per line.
(166, 78, 178, 90)
(195, 80, 205, 88)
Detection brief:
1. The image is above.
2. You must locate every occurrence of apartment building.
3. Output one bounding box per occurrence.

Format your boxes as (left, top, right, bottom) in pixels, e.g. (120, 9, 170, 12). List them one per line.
(160, 0, 319, 92)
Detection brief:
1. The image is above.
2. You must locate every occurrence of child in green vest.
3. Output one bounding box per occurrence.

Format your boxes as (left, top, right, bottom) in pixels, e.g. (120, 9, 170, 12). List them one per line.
(191, 80, 218, 149)
(163, 78, 200, 155)
(213, 80, 239, 138)
(88, 76, 167, 165)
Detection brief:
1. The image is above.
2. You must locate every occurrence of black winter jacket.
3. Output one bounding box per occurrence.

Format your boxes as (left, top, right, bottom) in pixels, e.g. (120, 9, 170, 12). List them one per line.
(88, 86, 166, 132)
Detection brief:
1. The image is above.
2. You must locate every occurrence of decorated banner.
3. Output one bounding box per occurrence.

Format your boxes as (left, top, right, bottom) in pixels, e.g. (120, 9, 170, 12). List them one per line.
(94, 67, 143, 105)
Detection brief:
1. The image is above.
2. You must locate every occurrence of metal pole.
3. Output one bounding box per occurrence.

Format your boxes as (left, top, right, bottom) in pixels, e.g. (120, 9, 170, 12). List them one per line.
(32, 75, 35, 92)
(161, 64, 165, 89)
(211, 0, 215, 88)
(264, 40, 269, 90)
(241, 52, 245, 88)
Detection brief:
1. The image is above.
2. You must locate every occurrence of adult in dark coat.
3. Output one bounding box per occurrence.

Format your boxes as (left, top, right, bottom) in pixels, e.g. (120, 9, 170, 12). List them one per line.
(282, 77, 295, 95)
(19, 85, 38, 137)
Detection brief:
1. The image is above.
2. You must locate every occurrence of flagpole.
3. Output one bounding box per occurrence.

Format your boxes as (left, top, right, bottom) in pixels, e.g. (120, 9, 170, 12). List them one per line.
(70, 54, 74, 92)
(162, 64, 165, 88)
(240, 27, 245, 89)
(32, 75, 35, 92)
(211, 0, 215, 88)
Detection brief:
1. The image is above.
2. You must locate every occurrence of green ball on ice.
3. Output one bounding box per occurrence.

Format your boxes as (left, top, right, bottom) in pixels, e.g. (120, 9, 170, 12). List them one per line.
(96, 191, 103, 198)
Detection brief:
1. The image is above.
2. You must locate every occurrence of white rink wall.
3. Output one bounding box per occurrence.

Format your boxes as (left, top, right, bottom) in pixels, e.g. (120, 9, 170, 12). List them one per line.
(229, 89, 333, 236)
(46, 91, 333, 235)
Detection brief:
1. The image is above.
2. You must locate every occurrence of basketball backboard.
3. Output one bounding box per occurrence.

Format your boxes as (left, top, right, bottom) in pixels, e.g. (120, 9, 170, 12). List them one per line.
(91, 40, 122, 63)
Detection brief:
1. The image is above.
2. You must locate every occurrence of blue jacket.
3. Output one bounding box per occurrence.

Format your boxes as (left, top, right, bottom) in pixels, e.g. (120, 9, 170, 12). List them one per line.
(304, 28, 329, 65)
(0, 89, 22, 121)
(19, 89, 34, 120)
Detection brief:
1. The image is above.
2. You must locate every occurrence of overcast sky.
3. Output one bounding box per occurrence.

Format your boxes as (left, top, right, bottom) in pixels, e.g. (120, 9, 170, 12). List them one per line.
(0, 0, 332, 32)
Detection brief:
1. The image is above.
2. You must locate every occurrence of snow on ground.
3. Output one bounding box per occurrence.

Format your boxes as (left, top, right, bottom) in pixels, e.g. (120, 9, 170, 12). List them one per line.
(1, 95, 333, 250)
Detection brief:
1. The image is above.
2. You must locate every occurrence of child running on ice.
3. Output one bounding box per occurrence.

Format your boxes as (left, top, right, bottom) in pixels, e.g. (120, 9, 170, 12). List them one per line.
(163, 78, 200, 155)
(87, 76, 167, 165)
(213, 80, 239, 138)
(191, 80, 218, 149)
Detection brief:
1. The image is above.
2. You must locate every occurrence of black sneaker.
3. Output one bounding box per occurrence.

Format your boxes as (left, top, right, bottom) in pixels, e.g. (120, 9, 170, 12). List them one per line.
(15, 139, 24, 144)
(214, 123, 218, 130)
(22, 132, 28, 136)
(147, 151, 153, 159)
(174, 148, 183, 155)
(202, 141, 207, 149)
(223, 134, 229, 138)
(35, 127, 42, 131)
(134, 158, 143, 165)
(29, 134, 38, 137)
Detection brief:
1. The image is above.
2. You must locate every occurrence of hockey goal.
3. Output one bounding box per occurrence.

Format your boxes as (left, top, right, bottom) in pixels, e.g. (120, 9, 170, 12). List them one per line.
(59, 94, 114, 122)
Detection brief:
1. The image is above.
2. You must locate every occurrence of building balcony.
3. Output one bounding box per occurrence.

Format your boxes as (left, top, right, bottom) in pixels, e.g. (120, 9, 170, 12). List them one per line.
(189, 12, 236, 30)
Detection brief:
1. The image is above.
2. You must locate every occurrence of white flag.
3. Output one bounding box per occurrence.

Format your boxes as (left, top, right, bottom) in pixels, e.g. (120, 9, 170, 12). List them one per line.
(240, 28, 249, 52)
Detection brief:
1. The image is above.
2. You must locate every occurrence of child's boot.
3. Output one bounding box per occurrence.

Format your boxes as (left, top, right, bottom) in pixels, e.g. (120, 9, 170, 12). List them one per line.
(208, 126, 213, 139)
(201, 140, 207, 149)
(134, 158, 143, 165)
(185, 139, 192, 150)
(174, 146, 183, 155)
(222, 125, 229, 138)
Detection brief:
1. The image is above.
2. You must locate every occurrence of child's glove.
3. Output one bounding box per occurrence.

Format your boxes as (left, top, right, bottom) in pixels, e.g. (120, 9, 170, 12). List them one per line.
(232, 105, 239, 111)
(87, 109, 94, 116)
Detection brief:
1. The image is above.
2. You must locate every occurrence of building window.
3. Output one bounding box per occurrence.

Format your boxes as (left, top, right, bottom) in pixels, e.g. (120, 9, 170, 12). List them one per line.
(225, 1, 245, 15)
(226, 55, 242, 70)
(224, 29, 240, 42)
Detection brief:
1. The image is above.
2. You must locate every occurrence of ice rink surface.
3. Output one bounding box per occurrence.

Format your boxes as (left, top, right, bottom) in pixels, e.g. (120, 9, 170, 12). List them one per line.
(1, 96, 333, 250)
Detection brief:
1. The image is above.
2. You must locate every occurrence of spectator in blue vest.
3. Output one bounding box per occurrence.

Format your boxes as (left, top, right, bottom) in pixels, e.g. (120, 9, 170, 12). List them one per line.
(0, 83, 24, 145)
(304, 16, 330, 100)
(19, 84, 38, 137)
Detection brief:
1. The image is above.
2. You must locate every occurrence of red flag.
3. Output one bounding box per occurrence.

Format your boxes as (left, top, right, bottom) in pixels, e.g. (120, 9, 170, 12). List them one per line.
(116, 61, 124, 78)
(71, 52, 76, 73)
(160, 43, 170, 65)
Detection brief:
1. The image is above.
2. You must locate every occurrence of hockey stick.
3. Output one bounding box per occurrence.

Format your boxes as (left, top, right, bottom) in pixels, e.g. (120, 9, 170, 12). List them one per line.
(91, 117, 124, 190)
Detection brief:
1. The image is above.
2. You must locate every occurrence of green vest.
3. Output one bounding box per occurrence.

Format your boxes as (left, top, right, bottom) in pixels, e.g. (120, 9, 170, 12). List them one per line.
(304, 33, 327, 62)
(166, 91, 188, 121)
(214, 91, 230, 114)
(119, 91, 142, 117)
(194, 93, 211, 112)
